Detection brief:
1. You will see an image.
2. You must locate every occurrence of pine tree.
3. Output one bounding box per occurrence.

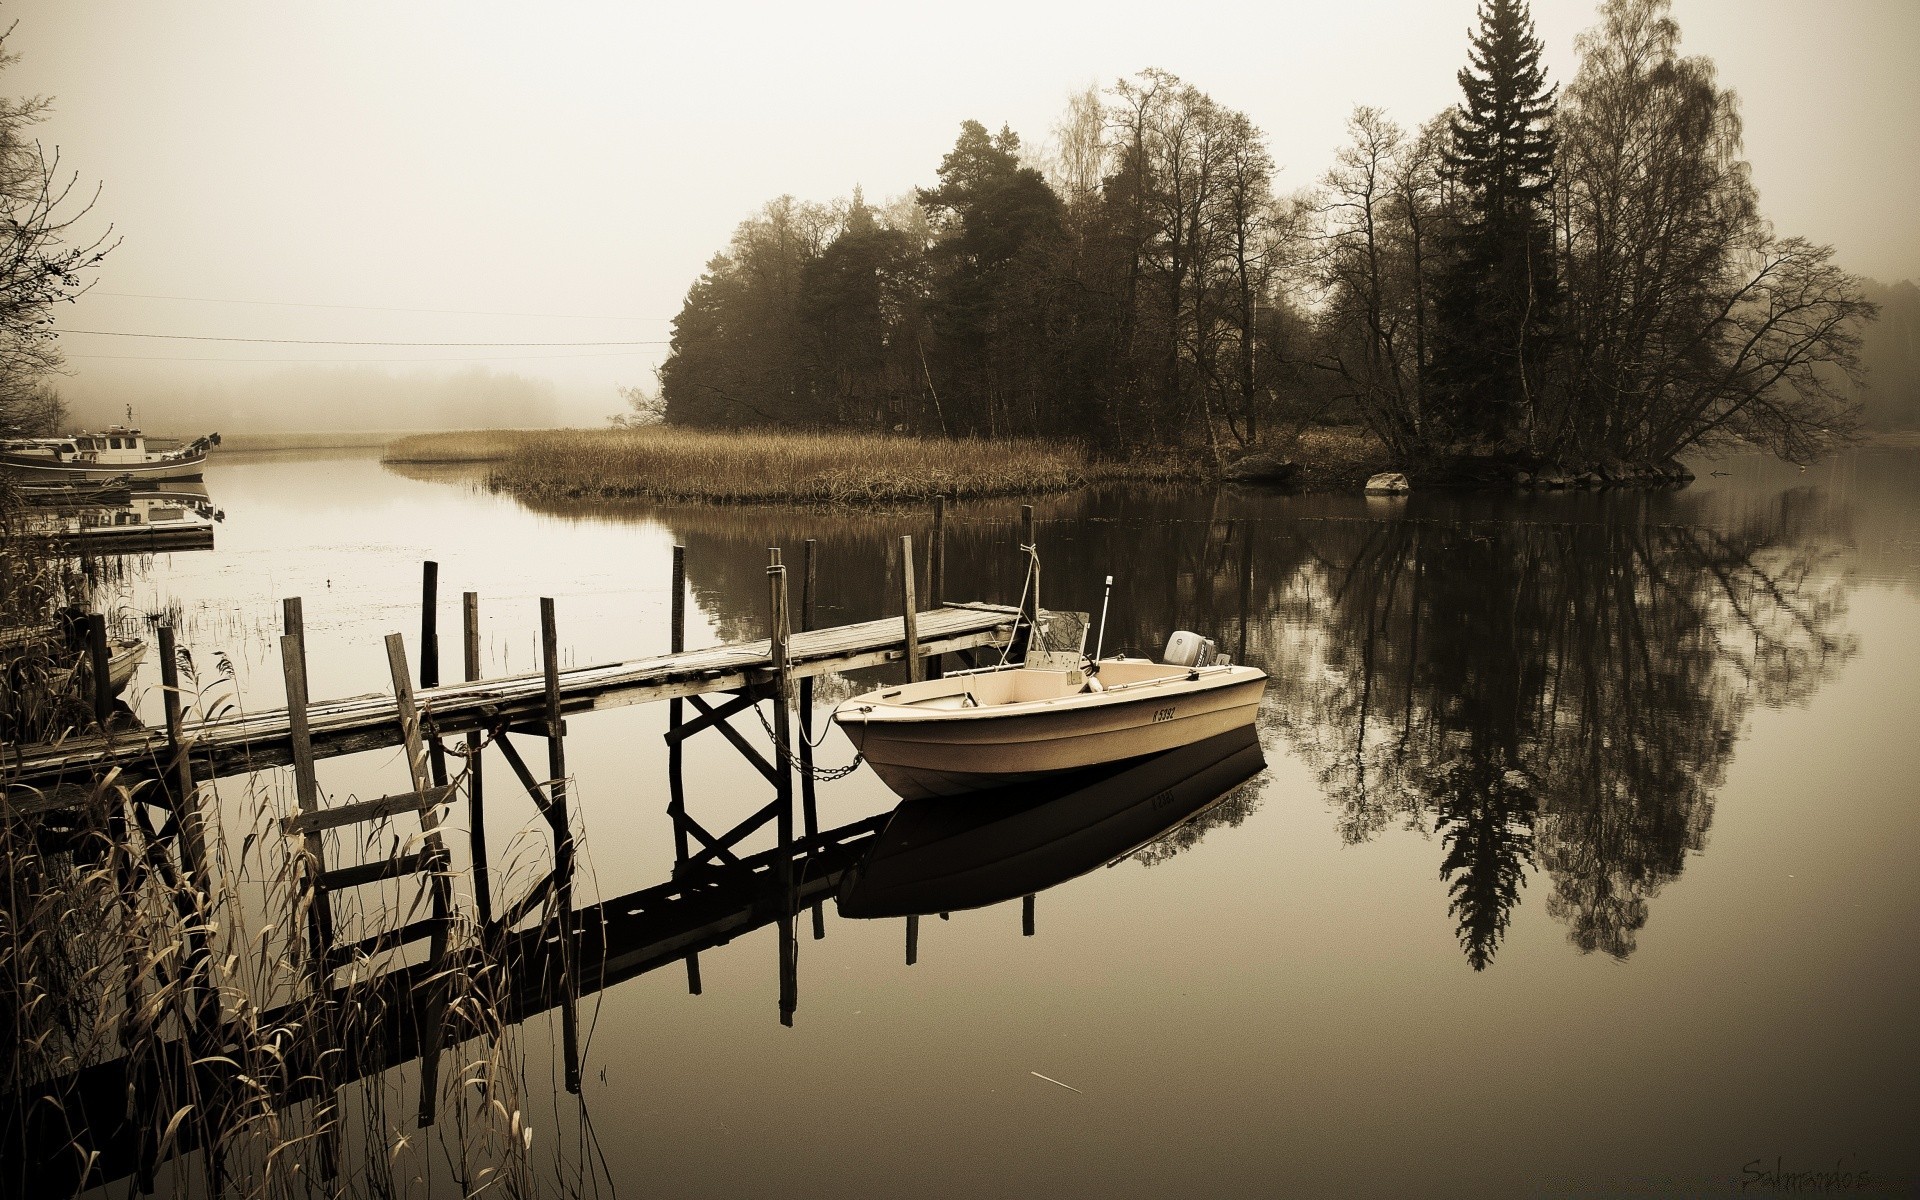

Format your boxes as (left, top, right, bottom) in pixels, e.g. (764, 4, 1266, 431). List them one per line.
(1431, 0, 1558, 448)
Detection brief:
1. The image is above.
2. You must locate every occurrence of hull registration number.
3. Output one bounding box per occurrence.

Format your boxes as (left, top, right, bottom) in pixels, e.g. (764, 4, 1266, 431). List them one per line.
(1151, 706, 1176, 723)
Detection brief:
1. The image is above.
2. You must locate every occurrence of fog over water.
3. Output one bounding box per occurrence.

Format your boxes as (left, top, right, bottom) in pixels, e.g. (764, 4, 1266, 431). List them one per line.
(7, 0, 1918, 432)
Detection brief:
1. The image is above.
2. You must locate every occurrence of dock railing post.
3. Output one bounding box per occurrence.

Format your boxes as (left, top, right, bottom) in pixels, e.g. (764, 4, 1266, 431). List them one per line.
(767, 549, 798, 1025)
(899, 534, 922, 684)
(463, 591, 491, 929)
(541, 598, 582, 1093)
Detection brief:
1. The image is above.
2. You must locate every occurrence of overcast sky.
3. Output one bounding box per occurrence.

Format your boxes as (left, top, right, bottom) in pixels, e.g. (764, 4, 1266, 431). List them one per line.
(10, 0, 1918, 426)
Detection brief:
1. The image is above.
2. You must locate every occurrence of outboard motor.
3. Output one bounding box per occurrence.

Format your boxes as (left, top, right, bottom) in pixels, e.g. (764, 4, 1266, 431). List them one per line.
(1162, 630, 1216, 667)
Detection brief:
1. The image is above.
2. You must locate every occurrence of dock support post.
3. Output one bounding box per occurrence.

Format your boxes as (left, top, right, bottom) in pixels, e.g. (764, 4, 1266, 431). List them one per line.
(931, 496, 946, 608)
(1022, 893, 1036, 937)
(157, 622, 215, 1043)
(899, 534, 922, 684)
(667, 545, 704, 992)
(1016, 504, 1039, 662)
(928, 498, 946, 680)
(668, 545, 689, 867)
(420, 562, 449, 796)
(767, 549, 797, 1026)
(906, 915, 919, 966)
(279, 599, 341, 1178)
(86, 612, 111, 728)
(541, 598, 582, 1092)
(799, 539, 825, 942)
(463, 591, 491, 929)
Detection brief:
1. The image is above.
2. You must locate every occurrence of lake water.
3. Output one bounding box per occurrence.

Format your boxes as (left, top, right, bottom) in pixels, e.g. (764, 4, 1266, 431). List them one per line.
(86, 446, 1920, 1197)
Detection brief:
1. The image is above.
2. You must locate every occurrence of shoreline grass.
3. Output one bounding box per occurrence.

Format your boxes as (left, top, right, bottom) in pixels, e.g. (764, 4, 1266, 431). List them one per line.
(384, 427, 1209, 504)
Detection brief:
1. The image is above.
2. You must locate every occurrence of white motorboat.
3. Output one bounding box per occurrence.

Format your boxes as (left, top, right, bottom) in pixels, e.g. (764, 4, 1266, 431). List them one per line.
(833, 633, 1268, 801)
(0, 426, 220, 481)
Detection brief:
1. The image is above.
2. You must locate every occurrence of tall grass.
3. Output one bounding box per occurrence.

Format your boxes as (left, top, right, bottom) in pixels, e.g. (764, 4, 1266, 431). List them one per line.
(2, 503, 588, 1196)
(384, 427, 1202, 504)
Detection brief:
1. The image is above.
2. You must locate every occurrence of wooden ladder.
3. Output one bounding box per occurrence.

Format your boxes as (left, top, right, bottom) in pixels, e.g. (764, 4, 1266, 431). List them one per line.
(279, 598, 455, 1127)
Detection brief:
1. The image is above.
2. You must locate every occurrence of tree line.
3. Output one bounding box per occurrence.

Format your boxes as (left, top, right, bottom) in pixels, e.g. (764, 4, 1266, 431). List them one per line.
(657, 0, 1876, 468)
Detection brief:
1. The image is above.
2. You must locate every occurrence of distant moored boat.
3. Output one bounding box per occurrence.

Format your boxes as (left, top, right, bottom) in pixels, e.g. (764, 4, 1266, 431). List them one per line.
(0, 426, 220, 482)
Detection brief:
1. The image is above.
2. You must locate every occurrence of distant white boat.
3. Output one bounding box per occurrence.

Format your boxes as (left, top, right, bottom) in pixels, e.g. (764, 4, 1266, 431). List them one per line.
(0, 426, 220, 481)
(833, 638, 1268, 801)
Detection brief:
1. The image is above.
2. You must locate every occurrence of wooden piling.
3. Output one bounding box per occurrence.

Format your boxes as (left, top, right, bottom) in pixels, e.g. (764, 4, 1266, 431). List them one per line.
(668, 545, 689, 868)
(767, 549, 797, 1024)
(156, 624, 208, 888)
(800, 539, 826, 942)
(463, 591, 491, 928)
(540, 598, 582, 1092)
(421, 562, 449, 793)
(420, 561, 440, 689)
(1022, 893, 1036, 938)
(899, 534, 922, 684)
(1014, 504, 1039, 662)
(279, 599, 335, 984)
(85, 612, 111, 728)
(906, 914, 919, 966)
(930, 495, 946, 608)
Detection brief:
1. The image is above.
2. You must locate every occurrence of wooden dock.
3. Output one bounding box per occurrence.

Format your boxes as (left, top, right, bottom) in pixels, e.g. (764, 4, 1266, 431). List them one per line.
(2, 603, 1020, 802)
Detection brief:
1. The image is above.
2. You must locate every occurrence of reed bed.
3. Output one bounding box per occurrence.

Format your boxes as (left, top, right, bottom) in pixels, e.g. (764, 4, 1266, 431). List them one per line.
(384, 427, 1202, 504)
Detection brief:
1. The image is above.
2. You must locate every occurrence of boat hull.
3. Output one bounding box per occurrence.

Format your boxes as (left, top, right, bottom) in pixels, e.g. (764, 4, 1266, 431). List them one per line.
(835, 663, 1267, 800)
(0, 450, 208, 482)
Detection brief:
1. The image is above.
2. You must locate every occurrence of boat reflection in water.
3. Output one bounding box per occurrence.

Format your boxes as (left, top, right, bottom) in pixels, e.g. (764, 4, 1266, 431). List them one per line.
(21, 480, 222, 554)
(838, 724, 1265, 919)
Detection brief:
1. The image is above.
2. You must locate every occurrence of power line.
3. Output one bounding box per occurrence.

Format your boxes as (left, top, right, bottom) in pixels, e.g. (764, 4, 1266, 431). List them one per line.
(92, 290, 672, 322)
(67, 348, 659, 364)
(59, 328, 669, 347)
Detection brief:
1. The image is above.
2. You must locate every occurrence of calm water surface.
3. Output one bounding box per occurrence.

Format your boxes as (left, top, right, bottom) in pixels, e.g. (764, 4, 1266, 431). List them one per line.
(94, 447, 1920, 1198)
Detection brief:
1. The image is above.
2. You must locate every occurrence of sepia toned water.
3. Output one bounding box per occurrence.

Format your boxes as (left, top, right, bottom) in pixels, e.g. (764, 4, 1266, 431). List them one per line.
(93, 445, 1920, 1198)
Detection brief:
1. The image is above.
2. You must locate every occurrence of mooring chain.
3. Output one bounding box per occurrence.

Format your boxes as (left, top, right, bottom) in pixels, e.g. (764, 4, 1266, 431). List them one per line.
(751, 700, 865, 783)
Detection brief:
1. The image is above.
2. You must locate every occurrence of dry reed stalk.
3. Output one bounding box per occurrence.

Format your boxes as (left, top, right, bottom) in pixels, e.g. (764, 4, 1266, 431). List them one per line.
(384, 427, 1202, 504)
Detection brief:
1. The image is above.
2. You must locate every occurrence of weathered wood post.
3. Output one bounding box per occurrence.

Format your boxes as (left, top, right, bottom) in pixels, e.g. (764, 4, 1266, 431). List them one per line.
(157, 621, 215, 1042)
(667, 545, 704, 992)
(927, 497, 946, 680)
(668, 545, 689, 866)
(280, 598, 335, 987)
(931, 495, 946, 608)
(767, 548, 798, 1025)
(85, 612, 111, 728)
(1014, 504, 1039, 662)
(800, 538, 826, 942)
(540, 598, 582, 1092)
(906, 914, 919, 966)
(156, 623, 208, 890)
(463, 591, 491, 928)
(899, 534, 922, 684)
(421, 562, 449, 802)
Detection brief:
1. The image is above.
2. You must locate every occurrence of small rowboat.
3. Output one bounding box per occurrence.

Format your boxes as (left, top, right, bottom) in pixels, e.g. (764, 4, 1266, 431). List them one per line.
(833, 653, 1268, 801)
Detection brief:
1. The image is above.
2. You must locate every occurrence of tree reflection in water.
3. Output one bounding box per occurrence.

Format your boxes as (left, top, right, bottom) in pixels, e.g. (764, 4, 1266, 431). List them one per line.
(1268, 491, 1855, 968)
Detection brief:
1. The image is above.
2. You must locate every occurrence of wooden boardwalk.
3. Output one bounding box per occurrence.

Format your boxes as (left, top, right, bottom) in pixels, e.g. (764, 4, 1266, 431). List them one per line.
(2, 603, 1018, 803)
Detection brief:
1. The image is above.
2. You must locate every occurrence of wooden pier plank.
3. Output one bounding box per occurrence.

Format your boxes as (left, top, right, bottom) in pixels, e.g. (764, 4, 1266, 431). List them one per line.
(3, 605, 1019, 795)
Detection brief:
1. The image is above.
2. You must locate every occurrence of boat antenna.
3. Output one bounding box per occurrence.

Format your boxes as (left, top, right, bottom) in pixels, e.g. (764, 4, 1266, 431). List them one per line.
(1093, 575, 1113, 660)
